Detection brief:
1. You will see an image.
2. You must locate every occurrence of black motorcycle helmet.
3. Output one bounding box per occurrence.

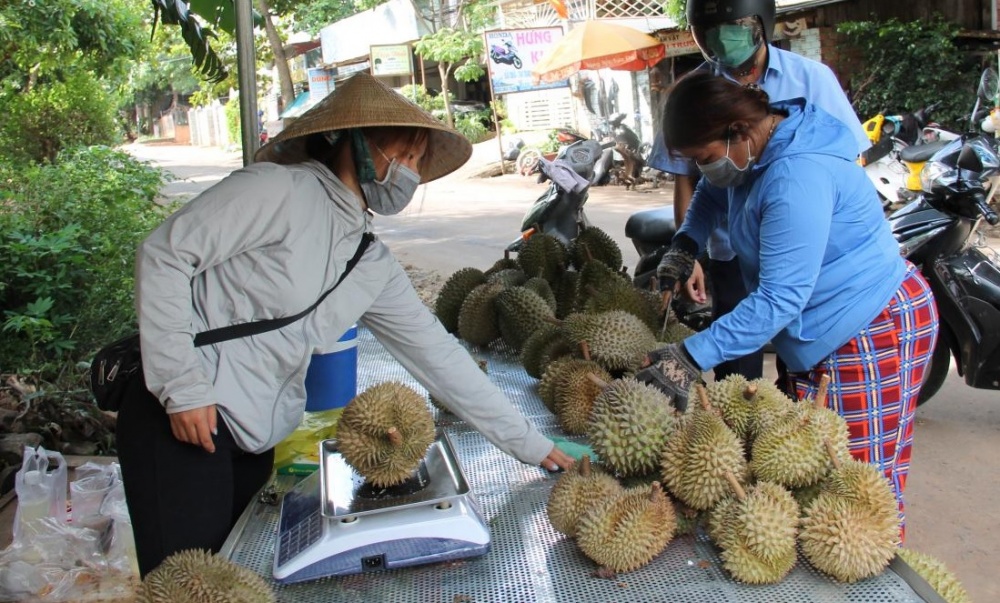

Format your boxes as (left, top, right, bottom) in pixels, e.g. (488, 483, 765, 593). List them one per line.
(687, 0, 775, 73)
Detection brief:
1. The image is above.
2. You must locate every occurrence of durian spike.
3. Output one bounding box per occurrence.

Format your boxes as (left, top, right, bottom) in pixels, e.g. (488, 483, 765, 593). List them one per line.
(579, 454, 593, 477)
(650, 481, 665, 501)
(724, 471, 747, 501)
(813, 374, 831, 410)
(386, 426, 403, 447)
(586, 373, 609, 389)
(742, 383, 758, 401)
(580, 340, 592, 361)
(823, 439, 842, 470)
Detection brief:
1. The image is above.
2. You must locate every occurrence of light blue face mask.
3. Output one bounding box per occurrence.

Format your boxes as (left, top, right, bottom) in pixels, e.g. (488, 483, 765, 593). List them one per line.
(696, 136, 755, 188)
(361, 143, 421, 215)
(705, 23, 760, 68)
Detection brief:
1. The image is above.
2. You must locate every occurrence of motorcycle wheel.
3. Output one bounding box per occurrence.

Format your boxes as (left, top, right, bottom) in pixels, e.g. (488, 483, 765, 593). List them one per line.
(916, 333, 952, 406)
(513, 57, 523, 69)
(516, 147, 542, 175)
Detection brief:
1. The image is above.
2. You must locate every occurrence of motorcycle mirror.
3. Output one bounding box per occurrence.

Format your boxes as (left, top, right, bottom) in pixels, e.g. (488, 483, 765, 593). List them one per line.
(957, 144, 984, 173)
(977, 68, 998, 102)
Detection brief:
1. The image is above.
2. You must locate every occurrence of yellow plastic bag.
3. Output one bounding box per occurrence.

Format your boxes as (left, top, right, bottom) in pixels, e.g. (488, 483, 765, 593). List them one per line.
(273, 409, 343, 475)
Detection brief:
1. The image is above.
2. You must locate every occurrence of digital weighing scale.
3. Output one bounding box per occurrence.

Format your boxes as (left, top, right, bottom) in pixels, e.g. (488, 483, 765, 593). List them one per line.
(272, 431, 491, 584)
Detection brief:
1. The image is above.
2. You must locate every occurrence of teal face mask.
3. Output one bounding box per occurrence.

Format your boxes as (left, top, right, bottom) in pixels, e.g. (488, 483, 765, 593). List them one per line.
(705, 24, 759, 68)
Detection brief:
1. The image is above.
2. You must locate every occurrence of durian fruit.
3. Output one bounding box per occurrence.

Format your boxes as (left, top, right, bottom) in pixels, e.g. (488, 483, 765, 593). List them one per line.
(457, 282, 505, 346)
(750, 375, 850, 488)
(581, 279, 661, 334)
(747, 378, 796, 441)
(546, 455, 624, 537)
(673, 500, 707, 537)
(562, 310, 658, 373)
(576, 258, 629, 305)
(709, 474, 800, 585)
(520, 323, 562, 378)
(588, 376, 676, 477)
(552, 270, 580, 319)
(136, 549, 275, 603)
(517, 232, 567, 282)
(486, 267, 528, 287)
(523, 276, 558, 313)
(495, 286, 556, 353)
(575, 482, 677, 573)
(551, 361, 613, 435)
(705, 375, 755, 441)
(569, 226, 623, 271)
(896, 548, 972, 603)
(659, 315, 696, 344)
(337, 382, 436, 487)
(484, 257, 520, 277)
(660, 386, 748, 510)
(799, 441, 901, 583)
(434, 267, 486, 333)
(538, 357, 589, 412)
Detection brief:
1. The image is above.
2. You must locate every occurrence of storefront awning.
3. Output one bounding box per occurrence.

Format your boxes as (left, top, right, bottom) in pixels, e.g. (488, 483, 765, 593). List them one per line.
(279, 91, 315, 119)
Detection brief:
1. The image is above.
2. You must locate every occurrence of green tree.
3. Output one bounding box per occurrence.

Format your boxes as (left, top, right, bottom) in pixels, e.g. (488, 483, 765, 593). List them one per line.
(414, 28, 485, 128)
(664, 0, 687, 29)
(838, 18, 978, 131)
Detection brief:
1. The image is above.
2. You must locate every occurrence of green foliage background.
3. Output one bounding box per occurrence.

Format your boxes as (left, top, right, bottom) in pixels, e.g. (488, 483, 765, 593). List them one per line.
(0, 147, 171, 378)
(838, 18, 980, 131)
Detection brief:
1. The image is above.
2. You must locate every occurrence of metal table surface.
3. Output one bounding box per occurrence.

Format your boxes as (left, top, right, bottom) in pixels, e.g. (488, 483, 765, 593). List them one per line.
(221, 327, 938, 603)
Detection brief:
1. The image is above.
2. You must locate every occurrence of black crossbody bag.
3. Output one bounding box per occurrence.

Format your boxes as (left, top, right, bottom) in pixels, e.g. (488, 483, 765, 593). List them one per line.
(89, 233, 374, 412)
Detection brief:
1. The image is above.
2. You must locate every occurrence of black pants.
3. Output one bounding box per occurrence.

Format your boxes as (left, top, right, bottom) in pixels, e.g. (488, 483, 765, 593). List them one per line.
(116, 376, 274, 577)
(709, 257, 764, 381)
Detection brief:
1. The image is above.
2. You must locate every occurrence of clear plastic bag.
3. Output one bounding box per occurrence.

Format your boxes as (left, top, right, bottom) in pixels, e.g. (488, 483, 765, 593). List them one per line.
(1, 459, 139, 601)
(13, 446, 67, 542)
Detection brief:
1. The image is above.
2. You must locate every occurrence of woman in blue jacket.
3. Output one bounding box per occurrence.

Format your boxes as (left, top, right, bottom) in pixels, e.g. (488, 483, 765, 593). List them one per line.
(643, 72, 939, 531)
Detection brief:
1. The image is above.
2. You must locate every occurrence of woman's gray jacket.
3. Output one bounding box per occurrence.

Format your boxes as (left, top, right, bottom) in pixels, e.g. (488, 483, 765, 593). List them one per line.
(135, 160, 553, 464)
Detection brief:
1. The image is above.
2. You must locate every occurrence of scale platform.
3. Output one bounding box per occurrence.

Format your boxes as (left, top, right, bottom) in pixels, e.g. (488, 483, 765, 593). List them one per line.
(273, 431, 490, 584)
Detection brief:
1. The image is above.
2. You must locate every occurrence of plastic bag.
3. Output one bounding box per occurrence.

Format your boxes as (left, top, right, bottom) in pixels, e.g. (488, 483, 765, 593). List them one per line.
(13, 446, 67, 542)
(0, 460, 139, 601)
(273, 408, 343, 475)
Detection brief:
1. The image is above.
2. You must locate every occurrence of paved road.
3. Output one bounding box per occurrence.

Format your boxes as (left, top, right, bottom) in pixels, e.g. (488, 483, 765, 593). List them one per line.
(128, 141, 999, 602)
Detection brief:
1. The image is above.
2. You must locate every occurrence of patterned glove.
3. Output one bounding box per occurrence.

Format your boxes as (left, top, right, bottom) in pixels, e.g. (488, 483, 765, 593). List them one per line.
(634, 343, 702, 411)
(656, 234, 699, 293)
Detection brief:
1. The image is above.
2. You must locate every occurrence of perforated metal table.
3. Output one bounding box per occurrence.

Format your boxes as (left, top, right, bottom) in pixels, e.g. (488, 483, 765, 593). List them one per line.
(221, 327, 941, 603)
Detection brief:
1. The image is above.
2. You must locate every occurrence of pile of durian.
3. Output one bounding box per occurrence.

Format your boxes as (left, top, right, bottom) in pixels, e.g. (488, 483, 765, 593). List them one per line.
(545, 376, 970, 597)
(434, 228, 695, 385)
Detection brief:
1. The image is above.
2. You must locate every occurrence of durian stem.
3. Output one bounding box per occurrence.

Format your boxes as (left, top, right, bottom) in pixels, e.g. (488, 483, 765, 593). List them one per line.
(579, 454, 592, 477)
(814, 374, 831, 410)
(586, 373, 609, 389)
(742, 383, 758, 401)
(696, 384, 711, 412)
(580, 340, 592, 361)
(724, 471, 746, 501)
(386, 426, 403, 447)
(544, 316, 563, 327)
(824, 439, 841, 470)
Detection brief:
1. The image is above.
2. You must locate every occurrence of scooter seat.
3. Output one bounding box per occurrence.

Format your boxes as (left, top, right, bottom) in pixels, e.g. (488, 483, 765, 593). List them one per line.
(625, 207, 676, 245)
(898, 139, 951, 163)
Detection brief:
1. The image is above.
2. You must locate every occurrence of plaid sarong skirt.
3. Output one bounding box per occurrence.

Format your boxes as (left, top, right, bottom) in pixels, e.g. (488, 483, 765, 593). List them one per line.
(784, 262, 938, 537)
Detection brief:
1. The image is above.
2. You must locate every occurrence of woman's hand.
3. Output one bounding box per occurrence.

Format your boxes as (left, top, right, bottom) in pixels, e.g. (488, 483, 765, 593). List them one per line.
(168, 405, 218, 453)
(542, 446, 575, 472)
(684, 261, 708, 304)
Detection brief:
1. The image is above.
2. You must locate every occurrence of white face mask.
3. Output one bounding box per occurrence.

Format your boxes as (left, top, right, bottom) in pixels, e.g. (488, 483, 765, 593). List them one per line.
(361, 143, 421, 215)
(696, 136, 755, 188)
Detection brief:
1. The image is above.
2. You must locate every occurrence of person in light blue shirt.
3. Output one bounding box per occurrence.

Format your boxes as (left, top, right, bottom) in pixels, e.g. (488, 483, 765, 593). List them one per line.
(646, 0, 868, 383)
(637, 73, 938, 532)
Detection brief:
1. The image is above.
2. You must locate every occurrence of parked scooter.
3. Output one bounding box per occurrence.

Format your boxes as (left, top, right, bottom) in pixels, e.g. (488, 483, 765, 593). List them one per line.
(859, 103, 958, 210)
(505, 139, 608, 253)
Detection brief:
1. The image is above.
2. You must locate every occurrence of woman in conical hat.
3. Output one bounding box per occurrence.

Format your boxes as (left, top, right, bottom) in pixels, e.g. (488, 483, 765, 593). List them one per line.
(118, 73, 573, 576)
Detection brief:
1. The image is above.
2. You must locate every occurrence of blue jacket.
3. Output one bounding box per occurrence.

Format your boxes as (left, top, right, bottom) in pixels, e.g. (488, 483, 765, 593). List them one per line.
(680, 99, 906, 372)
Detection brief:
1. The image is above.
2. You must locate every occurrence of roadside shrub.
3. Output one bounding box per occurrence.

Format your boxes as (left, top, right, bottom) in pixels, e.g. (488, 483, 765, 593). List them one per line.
(225, 95, 241, 144)
(398, 84, 445, 115)
(454, 110, 491, 143)
(0, 146, 171, 377)
(838, 18, 978, 132)
(0, 71, 122, 165)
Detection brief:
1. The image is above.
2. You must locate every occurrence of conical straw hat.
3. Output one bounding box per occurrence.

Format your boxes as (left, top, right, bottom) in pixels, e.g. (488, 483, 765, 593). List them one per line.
(255, 73, 472, 183)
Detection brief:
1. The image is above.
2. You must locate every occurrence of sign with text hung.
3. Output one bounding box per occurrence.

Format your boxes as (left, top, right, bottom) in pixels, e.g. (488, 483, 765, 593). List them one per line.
(484, 27, 568, 94)
(371, 44, 413, 77)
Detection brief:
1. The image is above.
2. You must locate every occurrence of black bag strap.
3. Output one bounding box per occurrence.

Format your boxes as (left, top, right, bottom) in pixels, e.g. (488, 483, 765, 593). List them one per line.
(192, 232, 374, 347)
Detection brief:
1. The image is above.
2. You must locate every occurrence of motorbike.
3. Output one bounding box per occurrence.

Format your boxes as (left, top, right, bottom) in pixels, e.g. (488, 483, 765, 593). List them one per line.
(859, 103, 959, 210)
(505, 139, 607, 253)
(514, 113, 643, 187)
(489, 40, 522, 69)
(888, 128, 1000, 405)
